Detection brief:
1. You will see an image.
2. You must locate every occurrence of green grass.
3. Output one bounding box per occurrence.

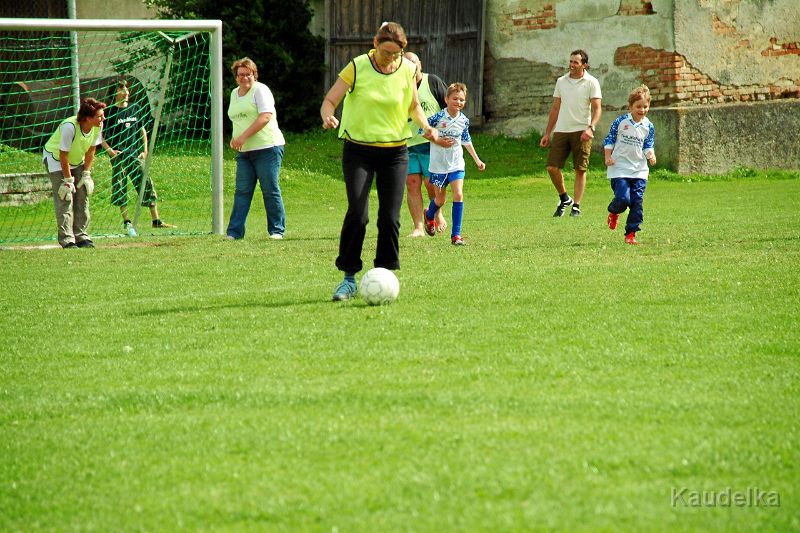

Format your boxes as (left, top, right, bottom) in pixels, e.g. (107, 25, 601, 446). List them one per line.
(1, 132, 799, 531)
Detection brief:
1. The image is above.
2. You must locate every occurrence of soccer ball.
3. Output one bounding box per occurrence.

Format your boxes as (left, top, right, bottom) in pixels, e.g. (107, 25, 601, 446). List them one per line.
(359, 267, 400, 306)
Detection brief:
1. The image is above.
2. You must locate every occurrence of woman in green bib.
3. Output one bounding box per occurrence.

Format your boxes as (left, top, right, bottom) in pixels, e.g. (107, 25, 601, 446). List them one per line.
(42, 98, 106, 248)
(226, 57, 286, 240)
(320, 21, 445, 301)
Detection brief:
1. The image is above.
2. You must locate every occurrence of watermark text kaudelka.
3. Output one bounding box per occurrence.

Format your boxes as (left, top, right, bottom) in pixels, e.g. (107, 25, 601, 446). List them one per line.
(671, 487, 780, 508)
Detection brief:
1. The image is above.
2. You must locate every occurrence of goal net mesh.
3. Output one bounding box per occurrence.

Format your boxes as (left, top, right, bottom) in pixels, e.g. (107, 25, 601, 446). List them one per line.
(0, 27, 214, 243)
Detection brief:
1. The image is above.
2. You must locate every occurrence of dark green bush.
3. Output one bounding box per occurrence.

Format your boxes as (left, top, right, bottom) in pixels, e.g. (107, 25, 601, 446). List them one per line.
(147, 0, 325, 132)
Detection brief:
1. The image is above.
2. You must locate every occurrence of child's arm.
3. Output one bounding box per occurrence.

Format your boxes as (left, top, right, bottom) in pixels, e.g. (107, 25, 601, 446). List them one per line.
(464, 144, 485, 171)
(604, 147, 614, 167)
(603, 116, 623, 167)
(644, 123, 656, 166)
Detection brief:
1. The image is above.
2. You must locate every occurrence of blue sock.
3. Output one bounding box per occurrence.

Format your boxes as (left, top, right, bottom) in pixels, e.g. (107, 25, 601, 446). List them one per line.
(344, 273, 356, 285)
(451, 201, 463, 237)
(426, 199, 439, 220)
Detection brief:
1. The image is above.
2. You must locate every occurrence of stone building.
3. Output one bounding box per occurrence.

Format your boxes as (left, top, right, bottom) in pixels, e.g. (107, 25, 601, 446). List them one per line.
(482, 0, 800, 173)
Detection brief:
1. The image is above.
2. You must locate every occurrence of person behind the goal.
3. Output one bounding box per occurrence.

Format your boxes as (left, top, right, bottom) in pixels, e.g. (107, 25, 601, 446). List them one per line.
(101, 78, 174, 236)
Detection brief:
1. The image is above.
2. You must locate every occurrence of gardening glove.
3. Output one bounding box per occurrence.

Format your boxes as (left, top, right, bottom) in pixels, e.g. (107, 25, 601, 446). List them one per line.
(58, 176, 76, 201)
(77, 170, 94, 195)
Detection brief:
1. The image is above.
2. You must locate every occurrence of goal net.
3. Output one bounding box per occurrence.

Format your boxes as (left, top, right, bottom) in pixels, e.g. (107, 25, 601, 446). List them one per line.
(0, 18, 224, 244)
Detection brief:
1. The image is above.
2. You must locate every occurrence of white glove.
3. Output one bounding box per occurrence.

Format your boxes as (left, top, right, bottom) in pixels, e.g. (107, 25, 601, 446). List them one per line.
(58, 177, 76, 201)
(77, 170, 94, 195)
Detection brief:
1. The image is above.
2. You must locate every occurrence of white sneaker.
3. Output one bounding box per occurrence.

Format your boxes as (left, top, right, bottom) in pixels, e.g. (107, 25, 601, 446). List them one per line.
(124, 222, 138, 237)
(269, 234, 284, 240)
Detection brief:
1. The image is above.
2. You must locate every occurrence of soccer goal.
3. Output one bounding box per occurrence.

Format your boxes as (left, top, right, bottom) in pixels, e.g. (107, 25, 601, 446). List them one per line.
(0, 18, 224, 244)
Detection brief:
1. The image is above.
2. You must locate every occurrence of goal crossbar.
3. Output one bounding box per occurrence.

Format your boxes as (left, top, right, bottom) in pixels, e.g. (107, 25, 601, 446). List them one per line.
(0, 17, 225, 235)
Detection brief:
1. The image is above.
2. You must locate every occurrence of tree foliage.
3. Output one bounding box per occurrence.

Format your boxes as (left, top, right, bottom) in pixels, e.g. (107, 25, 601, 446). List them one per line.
(146, 0, 325, 132)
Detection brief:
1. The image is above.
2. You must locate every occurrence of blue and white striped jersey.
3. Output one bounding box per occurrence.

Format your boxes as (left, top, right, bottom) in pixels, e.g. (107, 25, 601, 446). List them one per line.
(426, 109, 472, 174)
(603, 113, 655, 180)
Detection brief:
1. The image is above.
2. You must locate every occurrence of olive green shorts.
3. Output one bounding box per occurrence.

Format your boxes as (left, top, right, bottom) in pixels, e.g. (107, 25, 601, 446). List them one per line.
(546, 131, 592, 171)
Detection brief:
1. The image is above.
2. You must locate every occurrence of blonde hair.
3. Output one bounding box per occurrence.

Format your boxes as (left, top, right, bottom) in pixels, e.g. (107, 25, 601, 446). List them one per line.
(447, 82, 468, 99)
(231, 57, 258, 80)
(375, 21, 407, 49)
(628, 85, 651, 106)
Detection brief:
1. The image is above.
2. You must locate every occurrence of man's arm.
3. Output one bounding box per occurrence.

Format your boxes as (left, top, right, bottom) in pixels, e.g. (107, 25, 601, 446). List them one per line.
(581, 97, 602, 142)
(539, 97, 561, 148)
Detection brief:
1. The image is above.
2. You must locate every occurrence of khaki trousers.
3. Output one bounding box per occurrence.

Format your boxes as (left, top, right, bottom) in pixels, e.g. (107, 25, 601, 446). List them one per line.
(47, 163, 90, 246)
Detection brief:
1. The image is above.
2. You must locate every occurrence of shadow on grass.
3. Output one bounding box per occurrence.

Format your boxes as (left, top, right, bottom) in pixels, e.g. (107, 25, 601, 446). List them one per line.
(133, 297, 325, 316)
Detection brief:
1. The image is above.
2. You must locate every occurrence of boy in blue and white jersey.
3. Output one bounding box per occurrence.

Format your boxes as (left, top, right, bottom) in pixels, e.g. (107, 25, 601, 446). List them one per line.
(603, 85, 656, 245)
(423, 82, 485, 245)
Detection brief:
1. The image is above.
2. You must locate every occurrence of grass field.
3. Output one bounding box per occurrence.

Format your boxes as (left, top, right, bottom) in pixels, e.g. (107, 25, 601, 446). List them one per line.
(2, 131, 799, 531)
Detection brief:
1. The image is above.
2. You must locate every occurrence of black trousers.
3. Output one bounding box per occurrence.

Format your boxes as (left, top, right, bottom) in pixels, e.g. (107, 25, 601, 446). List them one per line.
(336, 141, 408, 273)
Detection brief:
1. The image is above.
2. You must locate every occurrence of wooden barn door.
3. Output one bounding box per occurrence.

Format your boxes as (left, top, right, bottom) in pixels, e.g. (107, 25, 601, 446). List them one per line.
(324, 0, 486, 123)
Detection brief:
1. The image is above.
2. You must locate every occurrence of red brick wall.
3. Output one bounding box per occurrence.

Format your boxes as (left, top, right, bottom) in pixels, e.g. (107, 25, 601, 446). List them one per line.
(614, 44, 800, 107)
(504, 4, 557, 31)
(762, 37, 800, 57)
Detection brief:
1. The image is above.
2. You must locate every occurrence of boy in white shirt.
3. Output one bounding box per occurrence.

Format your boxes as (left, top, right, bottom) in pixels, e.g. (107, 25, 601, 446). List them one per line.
(603, 85, 656, 245)
(422, 82, 485, 245)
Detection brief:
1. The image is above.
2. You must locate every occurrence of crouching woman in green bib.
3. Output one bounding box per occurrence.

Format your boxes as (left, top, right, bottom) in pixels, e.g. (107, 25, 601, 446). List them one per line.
(320, 21, 445, 301)
(42, 98, 106, 248)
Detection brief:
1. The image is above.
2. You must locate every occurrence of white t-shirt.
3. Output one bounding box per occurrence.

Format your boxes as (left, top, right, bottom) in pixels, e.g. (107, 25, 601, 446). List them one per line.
(43, 122, 104, 172)
(426, 109, 473, 174)
(553, 71, 602, 133)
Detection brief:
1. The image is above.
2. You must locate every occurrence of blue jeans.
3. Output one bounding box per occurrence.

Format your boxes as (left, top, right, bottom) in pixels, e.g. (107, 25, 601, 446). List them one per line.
(608, 178, 647, 235)
(227, 145, 285, 239)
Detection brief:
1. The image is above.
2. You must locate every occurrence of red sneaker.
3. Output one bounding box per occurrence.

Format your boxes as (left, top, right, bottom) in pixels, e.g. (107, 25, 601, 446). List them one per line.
(625, 232, 639, 245)
(451, 235, 465, 246)
(607, 212, 619, 230)
(423, 209, 436, 236)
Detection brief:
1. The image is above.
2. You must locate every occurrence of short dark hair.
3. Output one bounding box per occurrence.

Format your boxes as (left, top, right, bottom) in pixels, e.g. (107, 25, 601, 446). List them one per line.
(77, 98, 106, 121)
(571, 49, 589, 67)
(375, 21, 407, 49)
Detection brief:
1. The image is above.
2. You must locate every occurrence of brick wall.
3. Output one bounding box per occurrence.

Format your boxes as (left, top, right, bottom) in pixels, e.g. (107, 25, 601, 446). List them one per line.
(502, 4, 557, 31)
(617, 0, 655, 16)
(482, 50, 561, 123)
(614, 44, 800, 107)
(762, 37, 800, 57)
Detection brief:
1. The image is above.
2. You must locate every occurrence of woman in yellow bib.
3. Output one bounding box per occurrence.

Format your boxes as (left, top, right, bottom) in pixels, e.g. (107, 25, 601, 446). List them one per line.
(42, 98, 106, 248)
(321, 21, 445, 301)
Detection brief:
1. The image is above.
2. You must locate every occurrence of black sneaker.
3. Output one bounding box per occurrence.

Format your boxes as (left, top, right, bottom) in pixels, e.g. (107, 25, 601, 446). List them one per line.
(76, 239, 95, 248)
(63, 242, 78, 249)
(570, 205, 581, 217)
(152, 219, 176, 228)
(553, 197, 573, 217)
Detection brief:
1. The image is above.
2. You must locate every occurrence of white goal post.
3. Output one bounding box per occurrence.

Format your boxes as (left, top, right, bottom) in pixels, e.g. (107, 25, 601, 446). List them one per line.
(0, 17, 225, 238)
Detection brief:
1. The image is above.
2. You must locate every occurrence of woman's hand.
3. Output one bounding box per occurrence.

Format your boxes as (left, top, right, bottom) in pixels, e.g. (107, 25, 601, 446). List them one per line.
(421, 126, 441, 144)
(322, 115, 339, 130)
(230, 137, 244, 151)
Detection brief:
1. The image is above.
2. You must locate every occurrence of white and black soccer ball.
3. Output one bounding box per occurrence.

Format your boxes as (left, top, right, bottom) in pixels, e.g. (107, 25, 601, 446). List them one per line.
(359, 267, 400, 306)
